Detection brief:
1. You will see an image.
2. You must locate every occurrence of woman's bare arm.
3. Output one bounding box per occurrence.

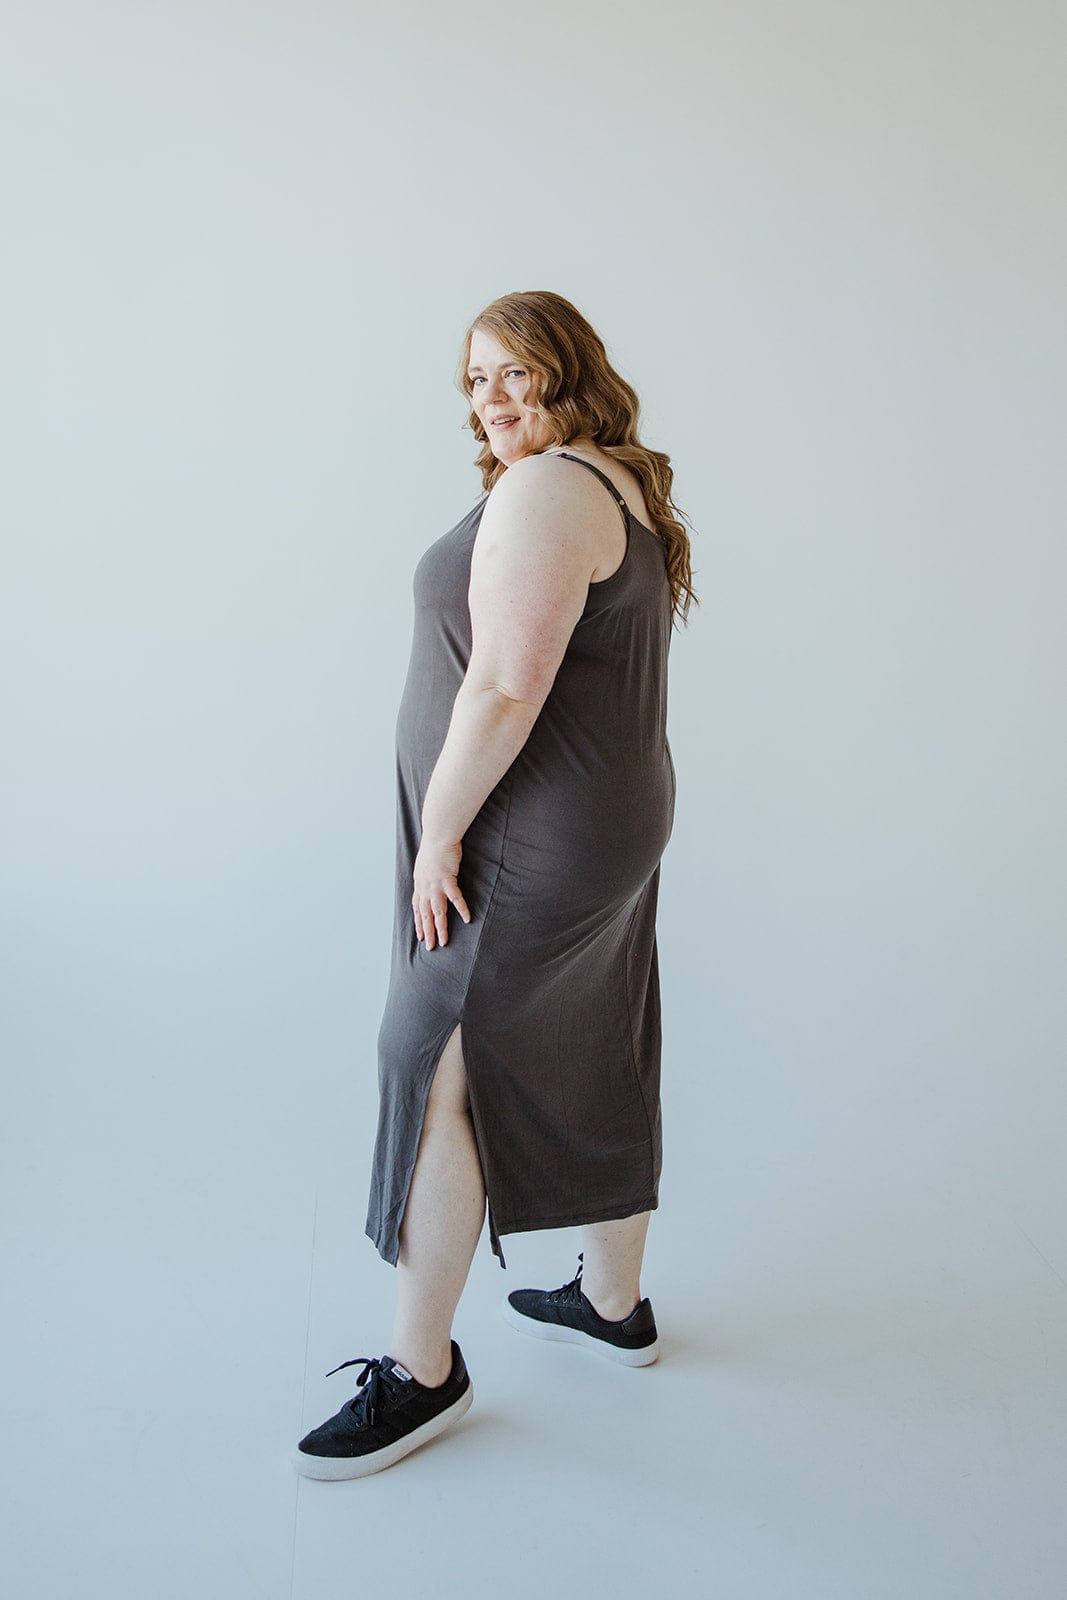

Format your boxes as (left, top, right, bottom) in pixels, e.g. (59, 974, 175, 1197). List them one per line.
(419, 457, 600, 846)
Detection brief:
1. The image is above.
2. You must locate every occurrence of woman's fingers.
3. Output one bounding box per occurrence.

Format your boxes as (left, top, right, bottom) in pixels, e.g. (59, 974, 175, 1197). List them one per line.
(413, 881, 471, 950)
(413, 894, 445, 949)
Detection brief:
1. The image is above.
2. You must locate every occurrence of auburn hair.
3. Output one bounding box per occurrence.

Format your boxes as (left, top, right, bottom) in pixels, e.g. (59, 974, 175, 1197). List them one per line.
(455, 290, 699, 629)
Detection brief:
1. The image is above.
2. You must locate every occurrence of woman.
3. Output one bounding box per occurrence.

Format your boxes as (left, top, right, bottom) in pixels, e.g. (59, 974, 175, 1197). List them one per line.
(294, 290, 697, 1480)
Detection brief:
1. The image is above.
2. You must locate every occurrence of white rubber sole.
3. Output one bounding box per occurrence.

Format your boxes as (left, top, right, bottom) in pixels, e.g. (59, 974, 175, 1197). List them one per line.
(501, 1296, 659, 1366)
(293, 1380, 474, 1480)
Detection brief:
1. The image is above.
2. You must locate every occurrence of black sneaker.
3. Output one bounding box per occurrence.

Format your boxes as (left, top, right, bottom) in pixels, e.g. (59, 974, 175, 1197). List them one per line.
(501, 1252, 659, 1366)
(293, 1340, 473, 1480)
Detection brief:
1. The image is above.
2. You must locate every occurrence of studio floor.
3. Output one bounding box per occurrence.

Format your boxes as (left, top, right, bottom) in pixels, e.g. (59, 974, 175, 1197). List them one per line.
(4, 1095, 1063, 1600)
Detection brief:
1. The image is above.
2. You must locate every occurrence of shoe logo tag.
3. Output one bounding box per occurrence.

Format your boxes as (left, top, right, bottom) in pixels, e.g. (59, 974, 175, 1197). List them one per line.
(391, 1363, 414, 1382)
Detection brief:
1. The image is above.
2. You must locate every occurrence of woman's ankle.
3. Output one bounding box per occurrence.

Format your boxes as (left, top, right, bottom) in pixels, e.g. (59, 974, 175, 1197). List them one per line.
(386, 1339, 453, 1388)
(582, 1287, 641, 1323)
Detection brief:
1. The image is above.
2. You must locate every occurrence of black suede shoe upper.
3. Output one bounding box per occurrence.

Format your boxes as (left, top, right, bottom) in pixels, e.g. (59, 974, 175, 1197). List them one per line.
(507, 1253, 658, 1349)
(298, 1340, 470, 1460)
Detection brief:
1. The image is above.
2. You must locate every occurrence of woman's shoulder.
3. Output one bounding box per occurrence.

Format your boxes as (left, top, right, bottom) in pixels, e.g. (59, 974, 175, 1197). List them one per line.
(540, 446, 654, 532)
(494, 446, 650, 523)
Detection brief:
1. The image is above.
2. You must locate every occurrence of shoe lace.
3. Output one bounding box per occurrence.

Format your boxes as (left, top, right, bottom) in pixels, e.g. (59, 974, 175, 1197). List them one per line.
(548, 1251, 586, 1307)
(323, 1355, 393, 1428)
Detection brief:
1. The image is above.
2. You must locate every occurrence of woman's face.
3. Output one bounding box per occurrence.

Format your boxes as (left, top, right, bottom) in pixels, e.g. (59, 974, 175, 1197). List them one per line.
(467, 327, 557, 465)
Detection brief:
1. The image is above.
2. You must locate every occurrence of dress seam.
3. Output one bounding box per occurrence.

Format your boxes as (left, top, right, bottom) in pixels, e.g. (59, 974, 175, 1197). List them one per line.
(623, 897, 657, 1170)
(459, 768, 517, 1267)
(384, 771, 517, 1271)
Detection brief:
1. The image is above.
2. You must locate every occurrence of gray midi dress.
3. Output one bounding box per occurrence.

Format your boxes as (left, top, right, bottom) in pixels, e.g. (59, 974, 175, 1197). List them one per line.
(365, 451, 676, 1269)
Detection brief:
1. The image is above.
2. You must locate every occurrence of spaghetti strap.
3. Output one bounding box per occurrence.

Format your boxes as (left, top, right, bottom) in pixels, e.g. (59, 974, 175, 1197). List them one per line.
(553, 450, 630, 527)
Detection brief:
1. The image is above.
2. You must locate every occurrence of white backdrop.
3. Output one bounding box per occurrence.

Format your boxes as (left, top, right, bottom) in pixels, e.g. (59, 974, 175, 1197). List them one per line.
(3, 2, 1064, 1597)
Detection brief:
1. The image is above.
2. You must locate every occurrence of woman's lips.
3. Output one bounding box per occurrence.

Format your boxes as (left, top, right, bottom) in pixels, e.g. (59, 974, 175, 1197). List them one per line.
(491, 418, 517, 428)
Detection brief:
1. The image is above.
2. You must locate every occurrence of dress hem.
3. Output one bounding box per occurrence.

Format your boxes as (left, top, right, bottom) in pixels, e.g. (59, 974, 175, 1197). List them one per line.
(364, 1193, 659, 1272)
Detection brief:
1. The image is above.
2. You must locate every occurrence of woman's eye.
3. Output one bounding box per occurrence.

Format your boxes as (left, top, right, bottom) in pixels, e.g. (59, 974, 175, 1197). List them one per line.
(471, 370, 525, 385)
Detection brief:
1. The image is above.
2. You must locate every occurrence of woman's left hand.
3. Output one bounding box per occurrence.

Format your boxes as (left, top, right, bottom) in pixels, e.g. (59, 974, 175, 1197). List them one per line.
(412, 834, 472, 950)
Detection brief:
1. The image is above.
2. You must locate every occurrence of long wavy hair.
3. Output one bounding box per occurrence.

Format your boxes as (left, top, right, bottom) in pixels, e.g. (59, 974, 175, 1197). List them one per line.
(454, 290, 699, 628)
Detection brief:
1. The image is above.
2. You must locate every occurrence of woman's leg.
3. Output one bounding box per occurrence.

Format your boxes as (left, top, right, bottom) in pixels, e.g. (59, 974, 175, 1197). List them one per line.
(387, 1023, 486, 1387)
(578, 1209, 652, 1321)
